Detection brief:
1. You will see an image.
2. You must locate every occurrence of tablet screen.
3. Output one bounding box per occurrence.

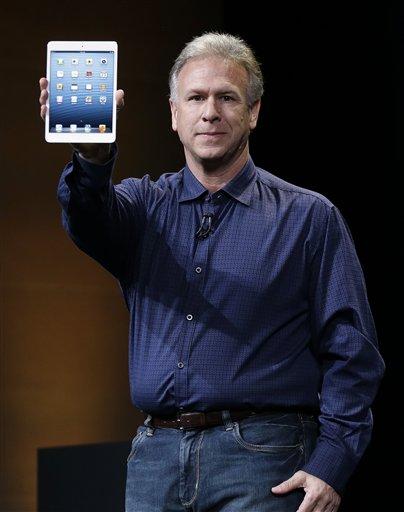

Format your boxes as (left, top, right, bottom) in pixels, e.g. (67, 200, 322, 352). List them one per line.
(49, 51, 115, 134)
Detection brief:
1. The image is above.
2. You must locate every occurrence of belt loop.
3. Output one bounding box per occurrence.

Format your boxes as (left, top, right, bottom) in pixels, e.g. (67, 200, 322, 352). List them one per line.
(144, 413, 155, 436)
(221, 410, 234, 431)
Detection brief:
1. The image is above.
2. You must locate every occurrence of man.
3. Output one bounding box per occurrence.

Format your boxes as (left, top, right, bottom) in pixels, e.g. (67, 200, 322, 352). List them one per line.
(39, 32, 385, 512)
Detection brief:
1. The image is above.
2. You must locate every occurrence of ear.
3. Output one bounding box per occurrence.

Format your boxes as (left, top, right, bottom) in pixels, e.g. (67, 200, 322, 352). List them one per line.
(169, 99, 178, 132)
(249, 99, 261, 130)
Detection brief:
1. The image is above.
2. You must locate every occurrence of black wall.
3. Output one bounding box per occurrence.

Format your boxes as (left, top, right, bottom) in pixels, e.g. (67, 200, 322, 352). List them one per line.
(2, 1, 400, 510)
(222, 2, 399, 508)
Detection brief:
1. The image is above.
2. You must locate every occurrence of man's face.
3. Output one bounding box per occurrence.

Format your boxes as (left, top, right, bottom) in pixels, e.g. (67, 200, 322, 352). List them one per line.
(169, 56, 260, 169)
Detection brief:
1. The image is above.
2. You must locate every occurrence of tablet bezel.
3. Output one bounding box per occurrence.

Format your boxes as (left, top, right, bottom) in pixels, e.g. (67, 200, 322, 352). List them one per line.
(45, 41, 118, 143)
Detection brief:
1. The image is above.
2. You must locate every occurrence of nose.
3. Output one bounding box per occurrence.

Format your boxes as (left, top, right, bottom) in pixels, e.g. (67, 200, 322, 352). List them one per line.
(202, 97, 221, 123)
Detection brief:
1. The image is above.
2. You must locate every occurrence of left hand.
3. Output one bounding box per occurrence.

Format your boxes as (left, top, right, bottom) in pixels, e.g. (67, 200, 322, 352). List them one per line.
(271, 470, 341, 512)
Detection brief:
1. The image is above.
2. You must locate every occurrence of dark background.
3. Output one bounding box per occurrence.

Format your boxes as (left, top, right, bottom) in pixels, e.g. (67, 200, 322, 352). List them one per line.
(221, 2, 400, 509)
(0, 1, 400, 510)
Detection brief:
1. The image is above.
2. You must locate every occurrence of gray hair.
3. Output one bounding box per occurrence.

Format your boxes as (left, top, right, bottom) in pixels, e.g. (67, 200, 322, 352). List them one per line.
(169, 32, 264, 108)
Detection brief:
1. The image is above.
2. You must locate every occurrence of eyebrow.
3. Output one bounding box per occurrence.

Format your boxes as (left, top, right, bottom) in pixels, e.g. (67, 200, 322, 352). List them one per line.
(185, 88, 241, 97)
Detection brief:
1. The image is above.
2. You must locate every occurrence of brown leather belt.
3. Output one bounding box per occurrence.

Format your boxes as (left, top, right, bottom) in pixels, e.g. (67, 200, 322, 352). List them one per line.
(144, 408, 293, 430)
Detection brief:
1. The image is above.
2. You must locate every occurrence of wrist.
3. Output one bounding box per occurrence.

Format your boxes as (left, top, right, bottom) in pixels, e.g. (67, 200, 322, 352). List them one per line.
(78, 144, 111, 165)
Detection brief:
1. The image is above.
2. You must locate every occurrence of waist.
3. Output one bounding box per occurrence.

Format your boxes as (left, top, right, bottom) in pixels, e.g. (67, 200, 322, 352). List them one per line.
(143, 406, 318, 430)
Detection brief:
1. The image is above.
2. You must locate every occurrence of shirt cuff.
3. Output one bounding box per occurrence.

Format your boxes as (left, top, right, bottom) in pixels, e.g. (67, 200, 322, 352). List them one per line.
(72, 142, 118, 189)
(301, 438, 357, 497)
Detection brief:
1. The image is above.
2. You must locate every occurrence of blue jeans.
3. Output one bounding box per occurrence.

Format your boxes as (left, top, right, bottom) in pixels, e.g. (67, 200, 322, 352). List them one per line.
(125, 410, 319, 511)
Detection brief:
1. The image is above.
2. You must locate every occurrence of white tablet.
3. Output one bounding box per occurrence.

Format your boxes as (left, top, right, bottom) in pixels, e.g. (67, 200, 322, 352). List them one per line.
(45, 41, 117, 143)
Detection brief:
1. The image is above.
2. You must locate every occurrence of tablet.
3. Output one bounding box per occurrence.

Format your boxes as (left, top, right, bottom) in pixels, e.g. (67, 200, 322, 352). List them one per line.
(45, 41, 117, 143)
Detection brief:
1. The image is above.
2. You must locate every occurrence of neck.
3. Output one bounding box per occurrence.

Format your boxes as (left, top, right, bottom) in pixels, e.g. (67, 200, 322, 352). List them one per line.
(185, 144, 250, 193)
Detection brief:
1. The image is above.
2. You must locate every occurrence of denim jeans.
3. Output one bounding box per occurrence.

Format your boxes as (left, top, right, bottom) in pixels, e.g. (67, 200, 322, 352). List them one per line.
(125, 409, 319, 512)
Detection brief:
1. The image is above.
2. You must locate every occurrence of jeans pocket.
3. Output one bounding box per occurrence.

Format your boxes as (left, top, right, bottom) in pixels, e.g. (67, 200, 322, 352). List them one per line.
(232, 420, 303, 453)
(127, 427, 147, 463)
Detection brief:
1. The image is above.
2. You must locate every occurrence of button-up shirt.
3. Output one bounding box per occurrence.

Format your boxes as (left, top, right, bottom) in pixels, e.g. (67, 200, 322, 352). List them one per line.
(57, 145, 385, 495)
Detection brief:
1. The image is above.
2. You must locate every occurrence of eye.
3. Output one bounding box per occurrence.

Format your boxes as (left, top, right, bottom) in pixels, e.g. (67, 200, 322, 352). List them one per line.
(188, 95, 204, 101)
(221, 95, 234, 102)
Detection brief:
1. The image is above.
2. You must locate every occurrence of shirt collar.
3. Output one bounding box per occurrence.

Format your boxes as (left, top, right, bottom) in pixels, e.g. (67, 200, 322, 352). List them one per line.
(179, 156, 257, 206)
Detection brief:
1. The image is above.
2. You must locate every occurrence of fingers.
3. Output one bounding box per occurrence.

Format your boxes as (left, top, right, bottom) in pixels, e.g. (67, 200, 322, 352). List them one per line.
(39, 78, 125, 122)
(39, 87, 48, 105)
(296, 492, 319, 512)
(296, 493, 340, 512)
(39, 77, 48, 121)
(323, 503, 340, 512)
(116, 89, 125, 112)
(298, 498, 338, 512)
(39, 77, 48, 90)
(40, 104, 47, 121)
(272, 470, 305, 495)
(293, 472, 341, 512)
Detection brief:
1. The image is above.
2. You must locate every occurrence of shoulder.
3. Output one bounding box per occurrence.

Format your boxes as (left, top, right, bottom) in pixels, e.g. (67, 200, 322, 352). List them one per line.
(256, 167, 333, 208)
(116, 169, 182, 202)
(255, 166, 337, 223)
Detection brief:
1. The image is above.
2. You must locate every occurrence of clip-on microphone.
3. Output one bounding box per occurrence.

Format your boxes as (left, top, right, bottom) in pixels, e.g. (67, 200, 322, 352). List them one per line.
(195, 213, 214, 240)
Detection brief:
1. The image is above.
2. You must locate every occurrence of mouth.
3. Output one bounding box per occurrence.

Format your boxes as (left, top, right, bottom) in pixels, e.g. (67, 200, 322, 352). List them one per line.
(197, 132, 226, 137)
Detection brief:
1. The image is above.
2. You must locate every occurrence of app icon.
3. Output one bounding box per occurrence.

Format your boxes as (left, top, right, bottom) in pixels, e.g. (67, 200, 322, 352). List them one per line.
(56, 70, 64, 78)
(84, 124, 91, 133)
(100, 58, 108, 65)
(86, 70, 93, 78)
(98, 124, 106, 133)
(56, 95, 63, 103)
(99, 71, 108, 78)
(85, 83, 92, 90)
(71, 58, 79, 65)
(70, 124, 77, 132)
(99, 96, 107, 104)
(85, 96, 92, 103)
(71, 70, 79, 78)
(71, 96, 78, 103)
(56, 83, 63, 90)
(56, 58, 64, 65)
(99, 83, 107, 91)
(55, 124, 63, 132)
(86, 58, 93, 65)
(70, 84, 78, 91)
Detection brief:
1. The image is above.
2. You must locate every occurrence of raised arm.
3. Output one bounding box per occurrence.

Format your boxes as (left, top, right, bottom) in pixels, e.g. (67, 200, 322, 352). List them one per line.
(39, 77, 148, 283)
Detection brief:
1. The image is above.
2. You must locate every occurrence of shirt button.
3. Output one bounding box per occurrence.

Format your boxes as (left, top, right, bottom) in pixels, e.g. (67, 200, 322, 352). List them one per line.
(195, 267, 202, 273)
(177, 362, 184, 368)
(186, 314, 193, 321)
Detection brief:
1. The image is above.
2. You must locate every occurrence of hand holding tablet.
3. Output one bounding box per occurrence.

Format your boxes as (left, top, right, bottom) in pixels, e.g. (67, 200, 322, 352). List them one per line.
(42, 41, 119, 144)
(39, 77, 124, 163)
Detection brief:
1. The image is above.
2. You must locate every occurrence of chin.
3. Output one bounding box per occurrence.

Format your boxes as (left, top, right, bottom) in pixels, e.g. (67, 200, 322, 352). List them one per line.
(195, 148, 227, 161)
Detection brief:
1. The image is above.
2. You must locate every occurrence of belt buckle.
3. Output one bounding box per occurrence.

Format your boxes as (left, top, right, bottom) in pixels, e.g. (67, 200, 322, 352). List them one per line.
(177, 411, 206, 430)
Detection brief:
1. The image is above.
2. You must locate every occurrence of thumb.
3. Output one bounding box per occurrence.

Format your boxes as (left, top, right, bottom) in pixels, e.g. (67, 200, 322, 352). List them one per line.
(271, 471, 305, 494)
